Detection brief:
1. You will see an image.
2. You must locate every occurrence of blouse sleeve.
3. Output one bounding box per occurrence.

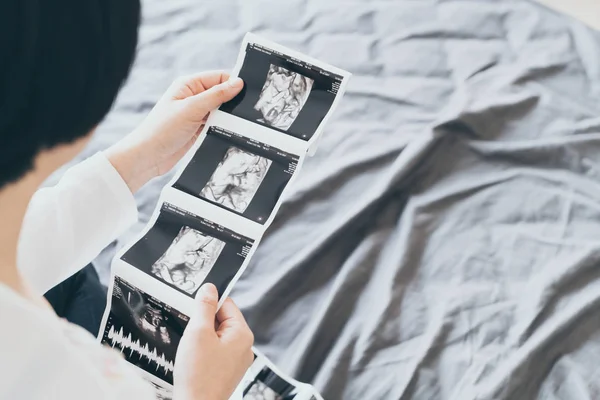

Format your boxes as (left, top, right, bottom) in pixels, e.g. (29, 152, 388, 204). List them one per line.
(18, 152, 138, 294)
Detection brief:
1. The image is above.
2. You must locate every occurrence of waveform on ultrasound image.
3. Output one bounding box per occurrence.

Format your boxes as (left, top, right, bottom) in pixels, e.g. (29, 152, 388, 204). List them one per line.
(200, 146, 272, 214)
(254, 64, 314, 131)
(107, 325, 175, 375)
(151, 226, 226, 294)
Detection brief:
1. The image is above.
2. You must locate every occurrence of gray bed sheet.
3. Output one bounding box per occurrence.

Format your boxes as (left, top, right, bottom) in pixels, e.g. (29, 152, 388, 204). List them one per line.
(70, 0, 600, 398)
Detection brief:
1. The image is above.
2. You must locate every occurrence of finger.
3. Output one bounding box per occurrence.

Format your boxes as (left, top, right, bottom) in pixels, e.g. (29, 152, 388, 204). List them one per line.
(215, 298, 253, 345)
(185, 70, 230, 94)
(187, 283, 219, 331)
(215, 297, 244, 325)
(168, 70, 230, 98)
(185, 77, 244, 115)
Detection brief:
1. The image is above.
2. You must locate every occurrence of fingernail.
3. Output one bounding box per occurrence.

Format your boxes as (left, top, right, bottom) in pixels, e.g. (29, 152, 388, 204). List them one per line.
(228, 77, 243, 89)
(199, 283, 216, 296)
(200, 283, 211, 293)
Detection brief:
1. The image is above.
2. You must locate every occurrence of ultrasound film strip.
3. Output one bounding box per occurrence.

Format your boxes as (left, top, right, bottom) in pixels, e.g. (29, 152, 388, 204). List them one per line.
(99, 33, 350, 398)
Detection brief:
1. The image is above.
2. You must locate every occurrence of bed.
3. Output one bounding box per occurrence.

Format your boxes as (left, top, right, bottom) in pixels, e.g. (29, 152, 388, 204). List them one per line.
(71, 0, 600, 398)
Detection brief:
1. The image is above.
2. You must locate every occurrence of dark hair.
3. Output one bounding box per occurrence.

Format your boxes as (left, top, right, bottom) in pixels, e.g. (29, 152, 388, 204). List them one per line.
(0, 0, 141, 187)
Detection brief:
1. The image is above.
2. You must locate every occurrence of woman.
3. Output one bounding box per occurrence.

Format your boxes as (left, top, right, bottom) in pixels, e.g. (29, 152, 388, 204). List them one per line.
(1, 1, 253, 399)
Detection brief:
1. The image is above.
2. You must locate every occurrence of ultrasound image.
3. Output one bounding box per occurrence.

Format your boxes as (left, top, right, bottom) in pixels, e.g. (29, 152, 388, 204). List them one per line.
(151, 226, 225, 294)
(254, 65, 314, 131)
(200, 146, 272, 213)
(221, 43, 343, 141)
(101, 277, 188, 385)
(149, 381, 173, 400)
(242, 366, 298, 400)
(111, 283, 173, 347)
(138, 303, 172, 345)
(244, 381, 285, 400)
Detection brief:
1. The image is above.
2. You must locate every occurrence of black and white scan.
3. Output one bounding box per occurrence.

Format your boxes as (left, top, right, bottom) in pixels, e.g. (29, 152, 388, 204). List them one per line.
(173, 126, 298, 224)
(149, 381, 173, 400)
(244, 381, 286, 400)
(243, 367, 299, 400)
(100, 277, 189, 385)
(152, 226, 226, 295)
(121, 203, 254, 297)
(108, 35, 345, 400)
(200, 146, 272, 214)
(254, 65, 314, 131)
(221, 43, 344, 141)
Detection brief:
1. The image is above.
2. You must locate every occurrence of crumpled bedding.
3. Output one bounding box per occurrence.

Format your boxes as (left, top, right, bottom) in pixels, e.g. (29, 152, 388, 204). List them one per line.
(66, 0, 600, 398)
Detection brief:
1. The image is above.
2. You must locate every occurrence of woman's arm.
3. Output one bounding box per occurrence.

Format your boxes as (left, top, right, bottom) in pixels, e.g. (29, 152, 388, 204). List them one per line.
(17, 71, 252, 400)
(18, 72, 244, 295)
(18, 152, 138, 294)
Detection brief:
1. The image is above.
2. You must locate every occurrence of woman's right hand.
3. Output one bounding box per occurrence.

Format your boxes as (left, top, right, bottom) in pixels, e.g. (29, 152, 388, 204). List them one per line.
(174, 283, 254, 400)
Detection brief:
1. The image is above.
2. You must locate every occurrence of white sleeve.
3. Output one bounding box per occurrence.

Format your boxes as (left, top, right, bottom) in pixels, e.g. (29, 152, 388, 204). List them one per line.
(18, 152, 138, 294)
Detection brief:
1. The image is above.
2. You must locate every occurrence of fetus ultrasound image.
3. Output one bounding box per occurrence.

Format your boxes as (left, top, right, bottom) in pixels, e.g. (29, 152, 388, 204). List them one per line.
(151, 226, 226, 295)
(242, 366, 299, 400)
(244, 381, 285, 400)
(254, 65, 314, 131)
(174, 126, 298, 225)
(221, 43, 343, 140)
(200, 147, 272, 214)
(121, 203, 254, 297)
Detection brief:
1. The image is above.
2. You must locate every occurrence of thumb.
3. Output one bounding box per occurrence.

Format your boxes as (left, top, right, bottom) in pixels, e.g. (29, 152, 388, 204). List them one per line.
(186, 77, 244, 116)
(189, 283, 219, 330)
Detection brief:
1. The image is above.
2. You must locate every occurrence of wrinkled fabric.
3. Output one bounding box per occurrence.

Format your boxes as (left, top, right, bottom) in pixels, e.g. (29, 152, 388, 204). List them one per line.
(66, 0, 600, 398)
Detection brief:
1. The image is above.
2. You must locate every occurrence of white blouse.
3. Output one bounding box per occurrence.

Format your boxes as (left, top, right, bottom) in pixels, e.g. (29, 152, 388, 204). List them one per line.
(0, 153, 155, 400)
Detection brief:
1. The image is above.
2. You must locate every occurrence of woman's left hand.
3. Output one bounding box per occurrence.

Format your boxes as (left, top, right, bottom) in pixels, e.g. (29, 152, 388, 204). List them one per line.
(105, 71, 244, 193)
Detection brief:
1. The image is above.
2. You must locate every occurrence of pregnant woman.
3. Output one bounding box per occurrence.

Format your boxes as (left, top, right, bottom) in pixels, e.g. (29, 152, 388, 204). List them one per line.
(1, 1, 254, 399)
